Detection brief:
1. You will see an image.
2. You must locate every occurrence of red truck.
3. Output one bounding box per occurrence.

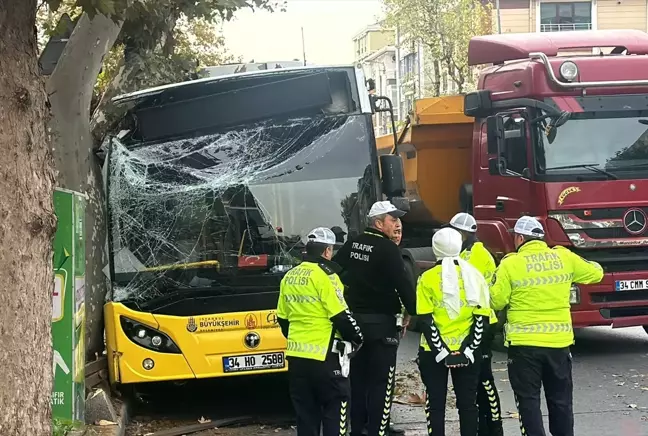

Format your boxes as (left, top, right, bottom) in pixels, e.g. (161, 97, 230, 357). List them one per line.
(377, 29, 648, 336)
(465, 29, 648, 334)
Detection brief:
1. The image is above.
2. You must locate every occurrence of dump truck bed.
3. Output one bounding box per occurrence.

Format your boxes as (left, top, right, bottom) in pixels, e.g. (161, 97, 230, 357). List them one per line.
(376, 95, 474, 225)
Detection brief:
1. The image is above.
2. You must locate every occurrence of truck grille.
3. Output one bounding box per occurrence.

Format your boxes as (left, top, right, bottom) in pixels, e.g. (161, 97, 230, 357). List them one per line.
(571, 246, 648, 273)
(549, 209, 648, 248)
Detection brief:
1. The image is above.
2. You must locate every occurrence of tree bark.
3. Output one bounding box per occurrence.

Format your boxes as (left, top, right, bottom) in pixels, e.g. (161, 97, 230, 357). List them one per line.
(0, 1, 57, 434)
(47, 12, 122, 362)
(91, 8, 186, 145)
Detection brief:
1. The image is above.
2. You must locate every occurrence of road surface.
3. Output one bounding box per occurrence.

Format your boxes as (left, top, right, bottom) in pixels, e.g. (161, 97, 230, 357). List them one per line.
(126, 326, 648, 435)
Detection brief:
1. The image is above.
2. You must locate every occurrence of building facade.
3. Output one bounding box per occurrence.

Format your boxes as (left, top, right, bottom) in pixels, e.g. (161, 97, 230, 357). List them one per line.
(497, 0, 647, 34)
(389, 0, 648, 124)
(353, 24, 398, 135)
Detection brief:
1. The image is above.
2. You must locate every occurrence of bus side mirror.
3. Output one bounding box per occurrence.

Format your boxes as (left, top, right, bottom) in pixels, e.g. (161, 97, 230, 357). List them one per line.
(486, 115, 506, 155)
(380, 154, 406, 198)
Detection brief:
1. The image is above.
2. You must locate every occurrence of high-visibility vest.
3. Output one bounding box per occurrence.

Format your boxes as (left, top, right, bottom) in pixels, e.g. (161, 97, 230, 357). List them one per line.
(491, 241, 603, 348)
(416, 264, 490, 352)
(461, 241, 498, 325)
(277, 261, 347, 361)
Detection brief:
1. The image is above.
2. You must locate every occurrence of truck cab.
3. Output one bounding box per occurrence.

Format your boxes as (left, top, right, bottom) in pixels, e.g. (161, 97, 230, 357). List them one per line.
(465, 29, 648, 333)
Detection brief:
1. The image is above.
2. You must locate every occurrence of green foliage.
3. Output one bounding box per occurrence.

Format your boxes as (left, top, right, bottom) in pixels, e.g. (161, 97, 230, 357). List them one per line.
(175, 17, 238, 68)
(384, 0, 492, 94)
(52, 418, 80, 436)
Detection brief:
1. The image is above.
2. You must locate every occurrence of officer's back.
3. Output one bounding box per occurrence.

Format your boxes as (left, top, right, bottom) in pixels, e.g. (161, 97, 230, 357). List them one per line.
(491, 217, 604, 348)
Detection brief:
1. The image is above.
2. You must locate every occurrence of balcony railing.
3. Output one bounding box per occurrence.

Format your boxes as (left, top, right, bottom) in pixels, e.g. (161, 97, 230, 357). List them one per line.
(540, 23, 592, 32)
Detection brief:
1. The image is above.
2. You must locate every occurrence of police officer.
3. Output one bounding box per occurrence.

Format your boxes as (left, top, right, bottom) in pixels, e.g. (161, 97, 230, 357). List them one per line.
(416, 227, 491, 436)
(333, 201, 417, 436)
(277, 227, 364, 436)
(491, 216, 604, 436)
(450, 213, 503, 436)
(331, 226, 348, 244)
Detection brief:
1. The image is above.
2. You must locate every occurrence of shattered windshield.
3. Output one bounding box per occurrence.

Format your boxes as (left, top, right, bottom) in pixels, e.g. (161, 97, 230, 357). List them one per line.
(108, 114, 377, 302)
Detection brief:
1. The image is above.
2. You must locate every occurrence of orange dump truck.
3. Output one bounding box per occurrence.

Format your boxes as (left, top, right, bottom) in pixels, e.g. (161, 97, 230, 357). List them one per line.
(376, 95, 473, 274)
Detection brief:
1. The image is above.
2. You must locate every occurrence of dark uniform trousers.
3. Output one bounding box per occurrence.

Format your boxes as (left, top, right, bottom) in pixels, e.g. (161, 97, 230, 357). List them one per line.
(507, 346, 574, 436)
(349, 316, 399, 436)
(477, 333, 504, 436)
(418, 351, 481, 436)
(288, 353, 351, 436)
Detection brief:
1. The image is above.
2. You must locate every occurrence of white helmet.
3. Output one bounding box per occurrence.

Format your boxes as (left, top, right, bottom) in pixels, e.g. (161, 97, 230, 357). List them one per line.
(432, 227, 462, 259)
(450, 212, 477, 233)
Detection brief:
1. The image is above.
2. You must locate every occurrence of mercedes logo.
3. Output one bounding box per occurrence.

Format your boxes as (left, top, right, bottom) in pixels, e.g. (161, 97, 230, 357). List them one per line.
(622, 208, 647, 235)
(244, 332, 261, 349)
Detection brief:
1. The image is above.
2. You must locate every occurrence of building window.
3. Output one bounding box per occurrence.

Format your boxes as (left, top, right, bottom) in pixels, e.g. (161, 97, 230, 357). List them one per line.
(540, 2, 592, 32)
(401, 53, 417, 78)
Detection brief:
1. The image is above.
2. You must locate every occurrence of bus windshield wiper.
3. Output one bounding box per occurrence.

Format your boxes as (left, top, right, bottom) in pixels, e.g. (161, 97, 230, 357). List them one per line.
(545, 164, 618, 180)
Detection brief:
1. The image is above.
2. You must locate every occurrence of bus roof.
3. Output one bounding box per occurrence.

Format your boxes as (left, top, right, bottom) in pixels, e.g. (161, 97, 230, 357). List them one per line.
(112, 64, 357, 105)
(468, 29, 648, 66)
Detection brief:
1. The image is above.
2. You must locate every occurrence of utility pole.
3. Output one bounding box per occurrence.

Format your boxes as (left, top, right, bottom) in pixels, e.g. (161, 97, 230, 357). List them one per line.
(301, 27, 307, 66)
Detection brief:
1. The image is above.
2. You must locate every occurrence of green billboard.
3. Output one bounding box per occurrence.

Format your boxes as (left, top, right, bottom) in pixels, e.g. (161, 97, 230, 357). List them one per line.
(52, 188, 86, 423)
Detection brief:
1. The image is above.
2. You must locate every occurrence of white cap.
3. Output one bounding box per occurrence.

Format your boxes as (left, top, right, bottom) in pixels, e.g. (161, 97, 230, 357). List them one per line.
(306, 227, 337, 245)
(432, 227, 462, 259)
(512, 216, 545, 238)
(368, 201, 406, 218)
(450, 212, 477, 233)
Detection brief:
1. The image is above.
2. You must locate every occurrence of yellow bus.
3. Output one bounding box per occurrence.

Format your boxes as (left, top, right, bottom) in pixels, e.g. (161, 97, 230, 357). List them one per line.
(103, 66, 403, 386)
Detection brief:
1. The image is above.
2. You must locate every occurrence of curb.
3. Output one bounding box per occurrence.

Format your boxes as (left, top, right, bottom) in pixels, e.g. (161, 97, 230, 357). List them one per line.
(117, 398, 131, 436)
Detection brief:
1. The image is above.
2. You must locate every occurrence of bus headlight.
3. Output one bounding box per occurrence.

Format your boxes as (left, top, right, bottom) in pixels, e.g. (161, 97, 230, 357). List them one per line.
(560, 61, 578, 82)
(570, 284, 581, 305)
(120, 316, 182, 354)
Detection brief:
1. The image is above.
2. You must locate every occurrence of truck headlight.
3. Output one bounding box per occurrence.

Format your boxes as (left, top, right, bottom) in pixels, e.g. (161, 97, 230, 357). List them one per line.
(569, 284, 581, 305)
(560, 61, 578, 82)
(120, 316, 181, 354)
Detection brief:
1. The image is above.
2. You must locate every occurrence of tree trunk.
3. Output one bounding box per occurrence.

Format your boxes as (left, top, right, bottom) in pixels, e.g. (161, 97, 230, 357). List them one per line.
(91, 9, 185, 145)
(47, 12, 122, 362)
(432, 60, 441, 96)
(0, 1, 57, 434)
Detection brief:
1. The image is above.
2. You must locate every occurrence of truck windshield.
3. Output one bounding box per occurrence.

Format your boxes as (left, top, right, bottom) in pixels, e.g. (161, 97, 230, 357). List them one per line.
(537, 111, 648, 176)
(107, 69, 378, 304)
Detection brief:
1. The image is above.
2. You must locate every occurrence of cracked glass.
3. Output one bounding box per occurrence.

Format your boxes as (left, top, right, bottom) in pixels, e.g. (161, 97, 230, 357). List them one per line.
(107, 68, 378, 308)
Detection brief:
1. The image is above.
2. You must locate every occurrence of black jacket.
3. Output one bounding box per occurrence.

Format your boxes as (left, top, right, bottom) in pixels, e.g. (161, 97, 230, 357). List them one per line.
(333, 227, 416, 316)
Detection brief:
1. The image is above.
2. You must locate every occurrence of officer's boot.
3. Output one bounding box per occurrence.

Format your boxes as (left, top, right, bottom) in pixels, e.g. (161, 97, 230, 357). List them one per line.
(490, 420, 504, 436)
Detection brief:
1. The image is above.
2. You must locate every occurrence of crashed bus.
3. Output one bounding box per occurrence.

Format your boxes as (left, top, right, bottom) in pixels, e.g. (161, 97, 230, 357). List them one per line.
(103, 66, 405, 386)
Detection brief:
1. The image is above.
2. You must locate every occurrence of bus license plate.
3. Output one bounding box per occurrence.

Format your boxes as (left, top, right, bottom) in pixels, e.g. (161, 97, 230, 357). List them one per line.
(615, 280, 648, 291)
(223, 352, 285, 373)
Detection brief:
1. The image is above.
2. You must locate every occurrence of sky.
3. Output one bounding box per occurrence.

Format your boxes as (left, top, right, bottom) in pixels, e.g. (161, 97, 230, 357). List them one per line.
(222, 0, 385, 66)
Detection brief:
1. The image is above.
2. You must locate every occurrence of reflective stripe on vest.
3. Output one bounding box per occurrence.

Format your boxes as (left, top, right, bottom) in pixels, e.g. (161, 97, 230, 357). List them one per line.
(420, 332, 468, 349)
(505, 322, 573, 334)
(283, 295, 321, 304)
(287, 340, 327, 359)
(512, 273, 573, 289)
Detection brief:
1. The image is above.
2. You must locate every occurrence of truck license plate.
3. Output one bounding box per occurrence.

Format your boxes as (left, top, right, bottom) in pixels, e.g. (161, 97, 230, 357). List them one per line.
(615, 280, 648, 291)
(223, 352, 285, 373)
